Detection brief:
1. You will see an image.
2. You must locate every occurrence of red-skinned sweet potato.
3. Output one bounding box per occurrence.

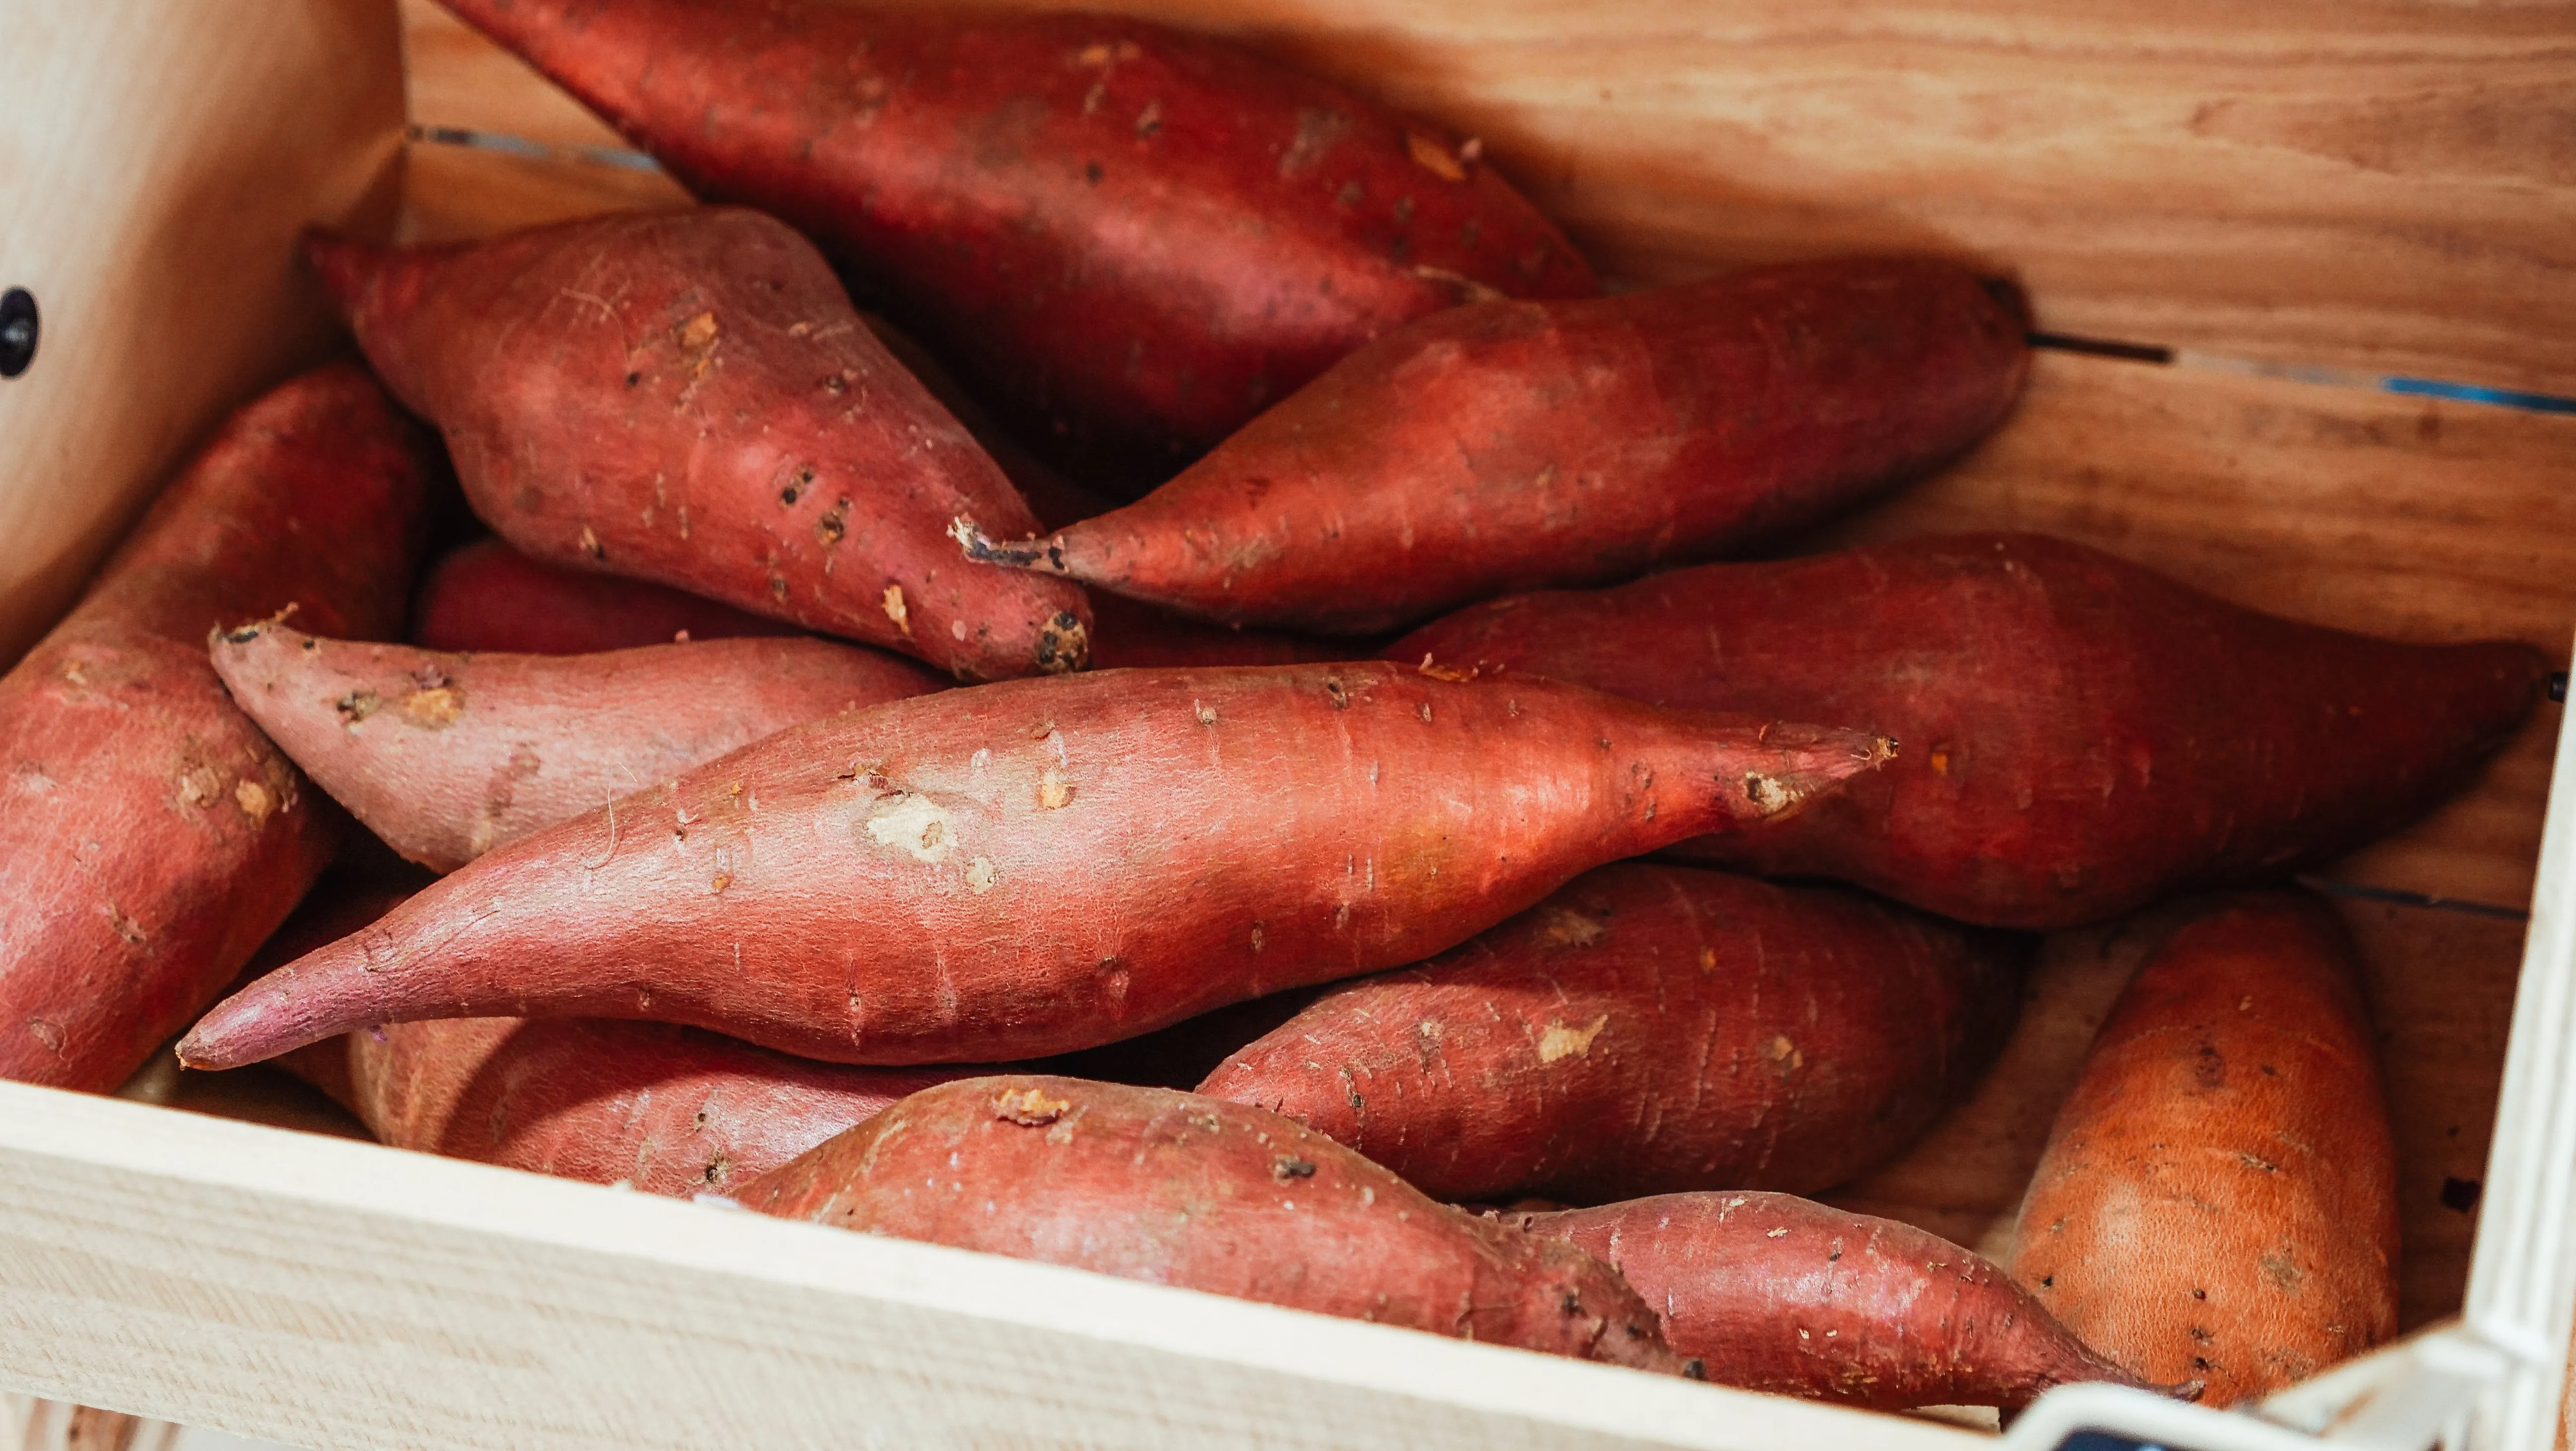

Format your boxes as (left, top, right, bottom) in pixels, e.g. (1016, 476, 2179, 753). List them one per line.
(1082, 592, 1352, 671)
(210, 621, 943, 873)
(739, 1075, 1690, 1373)
(1390, 533, 2549, 929)
(433, 0, 1596, 479)
(413, 538, 797, 654)
(2008, 891, 2399, 1406)
(1201, 864, 2021, 1203)
(322, 1018, 966, 1199)
(961, 259, 2028, 633)
(179, 662, 1890, 1070)
(257, 881, 954, 1196)
(0, 364, 430, 1090)
(306, 209, 1090, 680)
(1506, 1193, 2150, 1410)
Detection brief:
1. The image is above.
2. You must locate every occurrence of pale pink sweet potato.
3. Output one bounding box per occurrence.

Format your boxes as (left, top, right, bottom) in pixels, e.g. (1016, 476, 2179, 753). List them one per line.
(413, 538, 798, 654)
(1390, 533, 2549, 929)
(210, 621, 942, 873)
(963, 259, 2028, 632)
(307, 209, 1090, 680)
(1201, 864, 2020, 1203)
(2009, 891, 2399, 1406)
(741, 1075, 1690, 1373)
(257, 881, 954, 1196)
(180, 662, 1890, 1069)
(0, 363, 430, 1090)
(434, 0, 1596, 479)
(1510, 1193, 2150, 1410)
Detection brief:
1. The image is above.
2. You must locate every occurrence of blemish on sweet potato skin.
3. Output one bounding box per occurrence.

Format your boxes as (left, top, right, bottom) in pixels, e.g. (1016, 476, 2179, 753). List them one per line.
(740, 1076, 1687, 1373)
(0, 363, 429, 1091)
(2007, 891, 2399, 1407)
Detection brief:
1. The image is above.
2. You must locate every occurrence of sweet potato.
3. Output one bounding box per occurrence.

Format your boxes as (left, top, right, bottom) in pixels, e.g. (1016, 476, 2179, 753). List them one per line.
(433, 0, 1596, 477)
(1046, 986, 1331, 1092)
(740, 1075, 1689, 1373)
(179, 662, 1890, 1070)
(859, 312, 1111, 531)
(1083, 593, 1352, 671)
(1000, 457, 1350, 667)
(961, 259, 2028, 633)
(2008, 891, 2399, 1406)
(1200, 864, 2021, 1203)
(320, 1018, 966, 1199)
(210, 621, 943, 873)
(255, 881, 952, 1195)
(1391, 533, 2549, 929)
(306, 209, 1090, 680)
(1506, 1193, 2149, 1410)
(413, 538, 797, 654)
(0, 364, 430, 1090)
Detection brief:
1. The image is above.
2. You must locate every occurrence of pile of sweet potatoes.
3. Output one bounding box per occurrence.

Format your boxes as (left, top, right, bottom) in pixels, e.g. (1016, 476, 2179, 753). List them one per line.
(2, 0, 2556, 1426)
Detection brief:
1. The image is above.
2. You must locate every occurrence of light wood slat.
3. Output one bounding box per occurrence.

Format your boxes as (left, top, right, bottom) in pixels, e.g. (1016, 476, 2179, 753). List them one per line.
(0, 1084, 1972, 1451)
(397, 0, 2576, 394)
(1832, 897, 2530, 1337)
(395, 141, 691, 246)
(0, 0, 406, 668)
(1824, 349, 2576, 912)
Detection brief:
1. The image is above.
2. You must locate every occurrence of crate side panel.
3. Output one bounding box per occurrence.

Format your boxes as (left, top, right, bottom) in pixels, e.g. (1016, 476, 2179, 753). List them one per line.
(0, 1085, 1974, 1451)
(400, 0, 2576, 394)
(0, 0, 406, 667)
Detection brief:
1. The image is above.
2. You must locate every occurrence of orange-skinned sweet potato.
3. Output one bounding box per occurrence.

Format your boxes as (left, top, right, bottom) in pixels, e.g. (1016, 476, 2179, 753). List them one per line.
(2008, 891, 2399, 1406)
(433, 0, 1596, 479)
(740, 1075, 1689, 1373)
(1509, 1193, 2150, 1410)
(413, 538, 798, 654)
(962, 259, 2028, 632)
(0, 364, 430, 1090)
(306, 209, 1090, 680)
(210, 621, 943, 872)
(1390, 533, 2549, 929)
(257, 881, 953, 1196)
(1201, 864, 2021, 1203)
(179, 662, 1889, 1070)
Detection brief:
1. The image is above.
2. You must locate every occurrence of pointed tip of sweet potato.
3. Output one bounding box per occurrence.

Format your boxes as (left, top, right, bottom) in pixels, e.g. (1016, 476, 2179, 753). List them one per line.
(177, 954, 351, 1072)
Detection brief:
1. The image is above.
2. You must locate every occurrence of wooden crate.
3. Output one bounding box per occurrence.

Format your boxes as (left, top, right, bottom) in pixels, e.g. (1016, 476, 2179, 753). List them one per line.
(0, 0, 2570, 1446)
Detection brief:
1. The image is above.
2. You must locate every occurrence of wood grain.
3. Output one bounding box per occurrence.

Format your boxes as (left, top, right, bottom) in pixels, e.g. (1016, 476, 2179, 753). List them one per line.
(397, 0, 2576, 394)
(0, 1084, 1974, 1451)
(395, 141, 689, 246)
(0, 0, 405, 669)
